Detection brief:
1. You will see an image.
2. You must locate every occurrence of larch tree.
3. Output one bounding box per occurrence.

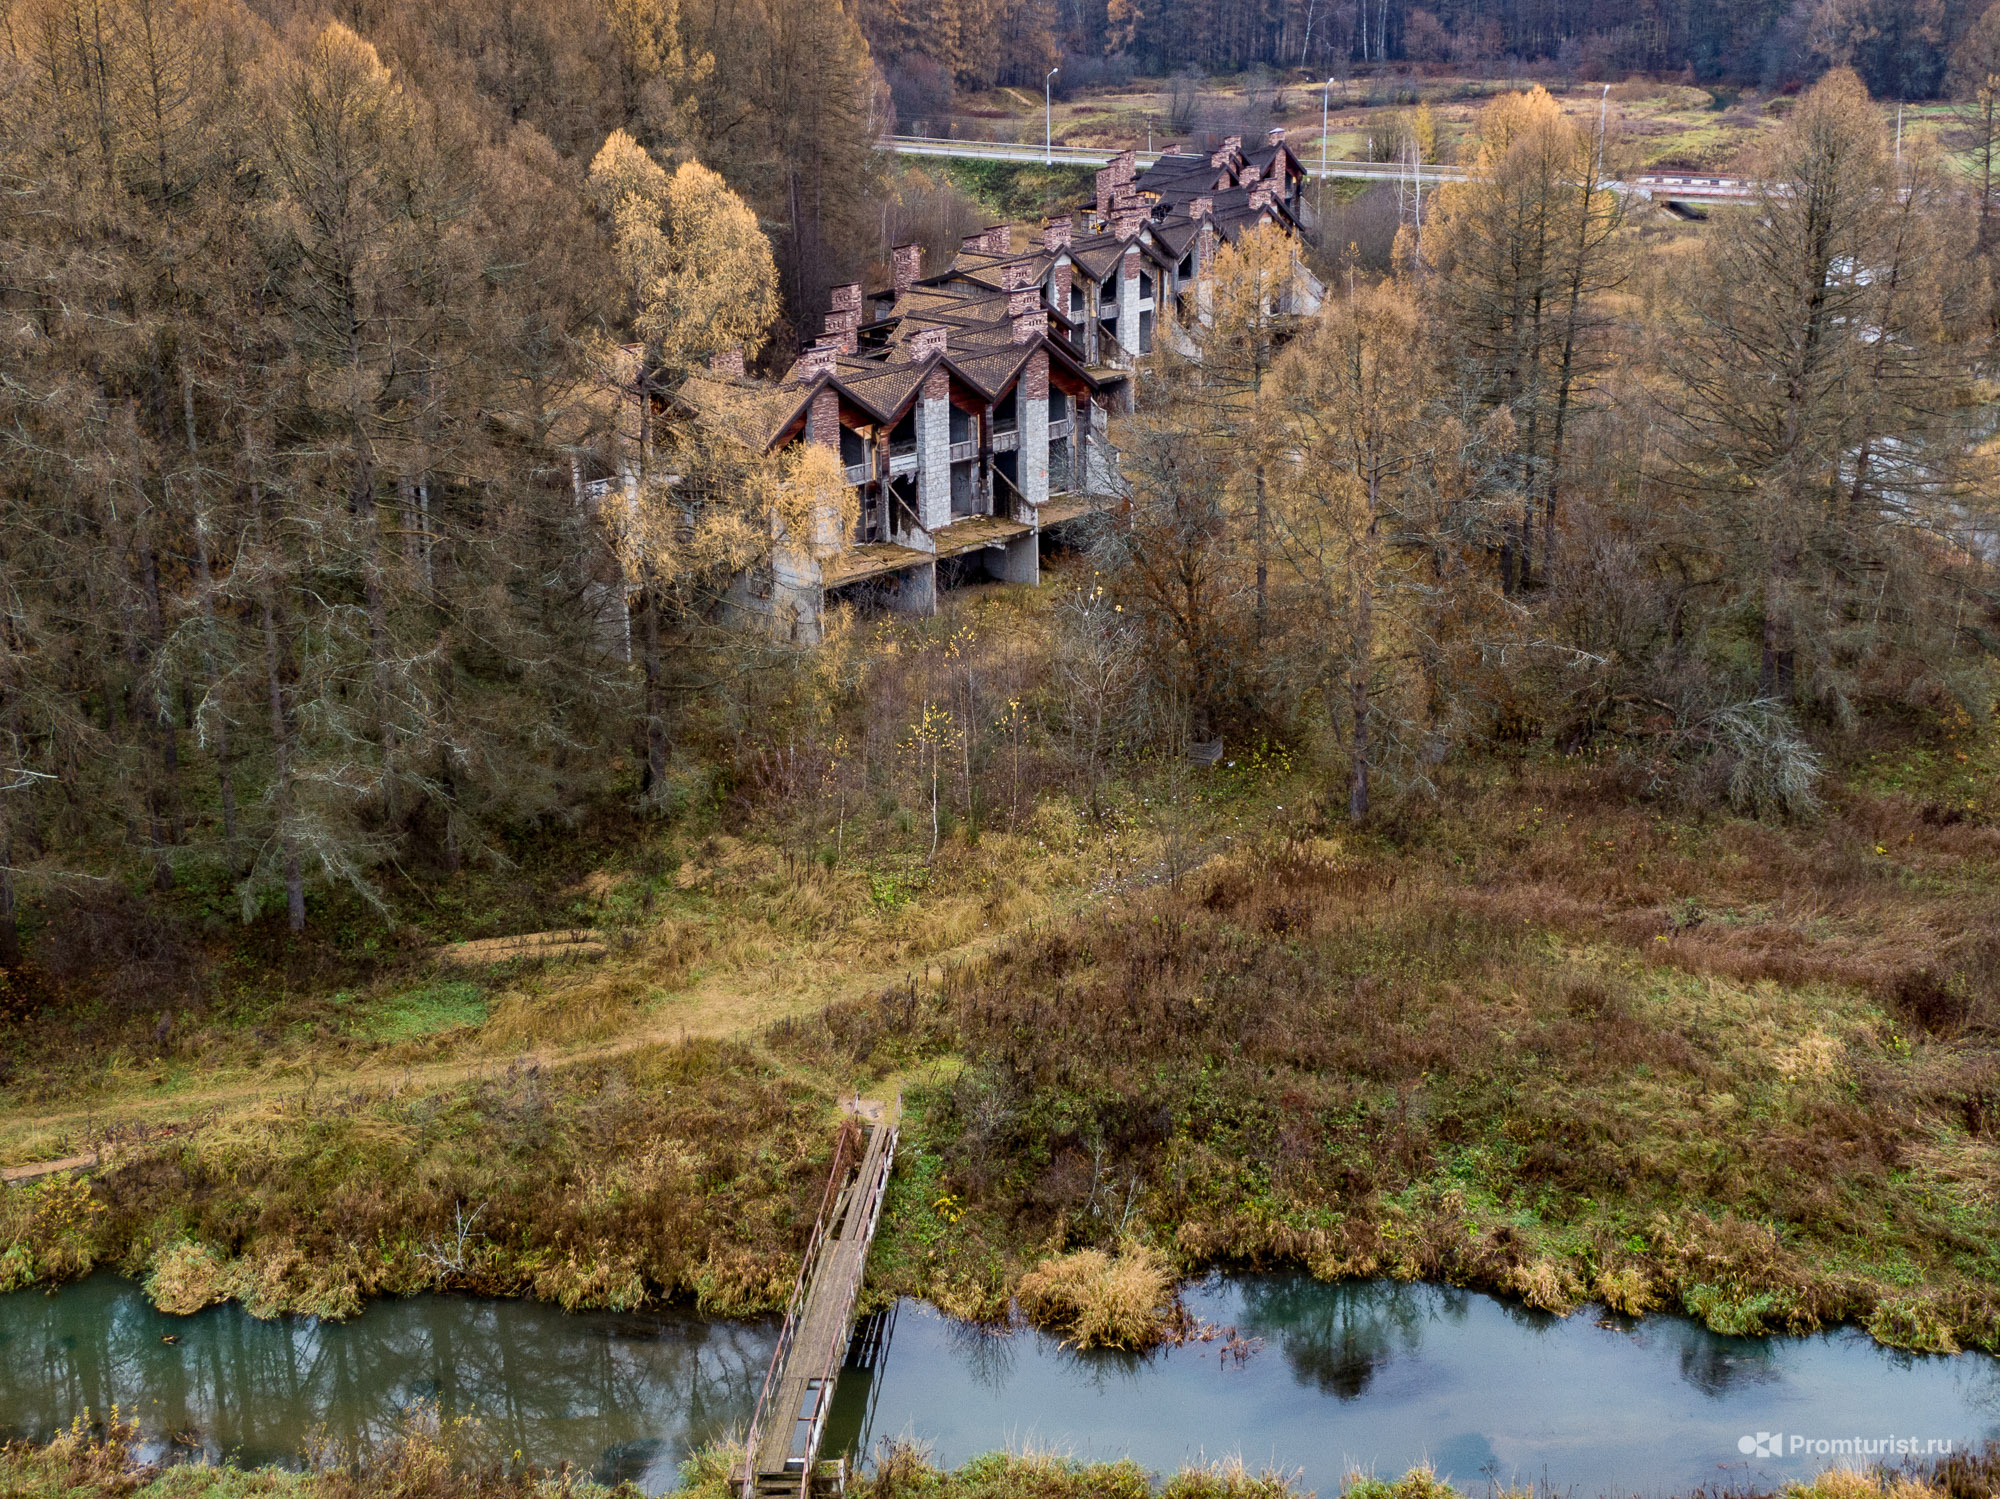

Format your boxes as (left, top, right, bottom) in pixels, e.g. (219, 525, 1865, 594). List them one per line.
(1184, 221, 1300, 641)
(1670, 68, 1984, 719)
(1427, 83, 1623, 593)
(588, 129, 784, 794)
(1950, 2, 2000, 256)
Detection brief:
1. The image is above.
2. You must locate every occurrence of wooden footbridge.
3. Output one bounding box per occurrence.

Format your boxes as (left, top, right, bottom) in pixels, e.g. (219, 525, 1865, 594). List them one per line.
(742, 1103, 898, 1499)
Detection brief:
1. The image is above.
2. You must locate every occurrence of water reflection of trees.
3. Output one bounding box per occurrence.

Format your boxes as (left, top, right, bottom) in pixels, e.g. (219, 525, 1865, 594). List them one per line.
(1231, 1278, 1455, 1400)
(1664, 1323, 1779, 1399)
(0, 1277, 778, 1486)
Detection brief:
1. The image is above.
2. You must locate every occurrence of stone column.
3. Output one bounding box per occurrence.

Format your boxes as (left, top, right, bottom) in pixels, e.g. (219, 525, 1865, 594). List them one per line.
(918, 364, 951, 533)
(1119, 248, 1141, 362)
(1021, 349, 1049, 515)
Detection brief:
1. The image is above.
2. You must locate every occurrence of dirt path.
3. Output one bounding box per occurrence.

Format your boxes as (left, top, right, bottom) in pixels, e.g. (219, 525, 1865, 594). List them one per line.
(0, 924, 1016, 1169)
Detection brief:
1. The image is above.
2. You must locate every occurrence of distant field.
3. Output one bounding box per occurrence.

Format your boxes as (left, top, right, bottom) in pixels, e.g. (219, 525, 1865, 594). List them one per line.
(911, 73, 1960, 179)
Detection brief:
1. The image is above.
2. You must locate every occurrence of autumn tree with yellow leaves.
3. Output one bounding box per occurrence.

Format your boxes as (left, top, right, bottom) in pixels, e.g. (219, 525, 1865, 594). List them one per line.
(1427, 83, 1625, 593)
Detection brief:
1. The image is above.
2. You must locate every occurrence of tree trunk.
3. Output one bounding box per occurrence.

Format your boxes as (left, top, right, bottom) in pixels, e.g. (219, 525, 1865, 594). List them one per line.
(640, 589, 667, 793)
(352, 456, 399, 819)
(139, 535, 179, 891)
(255, 482, 305, 934)
(1254, 460, 1268, 639)
(186, 376, 238, 865)
(1350, 464, 1379, 824)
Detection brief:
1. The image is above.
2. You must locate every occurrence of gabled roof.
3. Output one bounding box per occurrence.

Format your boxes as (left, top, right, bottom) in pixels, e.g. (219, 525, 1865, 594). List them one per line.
(1243, 141, 1306, 180)
(677, 370, 817, 452)
(1134, 153, 1232, 197)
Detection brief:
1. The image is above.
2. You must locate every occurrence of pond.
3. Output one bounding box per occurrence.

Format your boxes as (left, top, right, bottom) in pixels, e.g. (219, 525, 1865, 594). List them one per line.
(4, 1273, 1996, 1497)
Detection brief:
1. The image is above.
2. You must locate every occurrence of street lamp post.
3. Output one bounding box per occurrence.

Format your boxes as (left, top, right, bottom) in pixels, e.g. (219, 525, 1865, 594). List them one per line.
(1046, 67, 1059, 165)
(1320, 75, 1335, 229)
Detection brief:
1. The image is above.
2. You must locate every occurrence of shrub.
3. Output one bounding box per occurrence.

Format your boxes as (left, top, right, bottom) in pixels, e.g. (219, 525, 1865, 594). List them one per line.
(1014, 1244, 1179, 1349)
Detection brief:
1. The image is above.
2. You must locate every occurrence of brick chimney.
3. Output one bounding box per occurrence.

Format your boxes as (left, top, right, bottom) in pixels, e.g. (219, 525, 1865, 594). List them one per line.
(823, 290, 862, 351)
(809, 385, 840, 450)
(1008, 286, 1040, 317)
(796, 345, 837, 381)
(1210, 134, 1242, 168)
(892, 242, 923, 297)
(1109, 148, 1137, 189)
(1095, 165, 1117, 223)
(817, 330, 856, 355)
(1267, 126, 1286, 146)
(910, 325, 948, 361)
(1043, 214, 1072, 250)
(1051, 260, 1072, 311)
(1012, 311, 1042, 344)
(1189, 195, 1213, 221)
(708, 345, 745, 377)
(1001, 260, 1036, 291)
(1238, 162, 1260, 185)
(1111, 194, 1146, 239)
(986, 225, 1012, 253)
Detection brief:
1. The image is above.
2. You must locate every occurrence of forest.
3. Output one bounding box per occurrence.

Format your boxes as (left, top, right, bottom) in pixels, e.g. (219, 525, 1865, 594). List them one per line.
(862, 0, 2000, 106)
(1, 0, 1998, 993)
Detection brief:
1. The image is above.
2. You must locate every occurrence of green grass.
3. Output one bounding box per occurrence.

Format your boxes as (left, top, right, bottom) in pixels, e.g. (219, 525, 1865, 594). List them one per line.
(7, 1423, 1998, 1499)
(364, 982, 490, 1042)
(936, 160, 1096, 220)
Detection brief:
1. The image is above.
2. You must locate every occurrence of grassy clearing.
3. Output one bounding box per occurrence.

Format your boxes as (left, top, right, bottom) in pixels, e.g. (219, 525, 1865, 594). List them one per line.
(0, 1037, 839, 1316)
(840, 755, 2000, 1352)
(3, 742, 1998, 1346)
(945, 73, 1963, 177)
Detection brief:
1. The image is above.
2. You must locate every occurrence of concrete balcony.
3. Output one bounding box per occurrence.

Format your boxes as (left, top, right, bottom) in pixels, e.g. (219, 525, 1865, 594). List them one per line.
(948, 440, 979, 464)
(990, 430, 1019, 453)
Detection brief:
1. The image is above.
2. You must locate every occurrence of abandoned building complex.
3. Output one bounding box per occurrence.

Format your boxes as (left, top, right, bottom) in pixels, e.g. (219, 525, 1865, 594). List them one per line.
(654, 130, 1324, 634)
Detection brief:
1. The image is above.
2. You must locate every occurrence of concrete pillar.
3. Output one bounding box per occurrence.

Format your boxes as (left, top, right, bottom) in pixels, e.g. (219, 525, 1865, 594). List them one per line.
(892, 560, 937, 614)
(771, 546, 824, 644)
(1021, 350, 1049, 517)
(918, 365, 951, 532)
(985, 532, 1038, 585)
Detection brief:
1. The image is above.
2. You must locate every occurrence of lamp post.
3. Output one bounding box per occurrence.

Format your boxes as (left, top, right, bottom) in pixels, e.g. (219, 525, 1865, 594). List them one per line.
(1319, 75, 1335, 229)
(1046, 67, 1059, 164)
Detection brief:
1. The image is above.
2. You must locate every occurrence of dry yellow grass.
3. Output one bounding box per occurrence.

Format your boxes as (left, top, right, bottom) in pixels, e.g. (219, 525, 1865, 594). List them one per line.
(1014, 1244, 1181, 1349)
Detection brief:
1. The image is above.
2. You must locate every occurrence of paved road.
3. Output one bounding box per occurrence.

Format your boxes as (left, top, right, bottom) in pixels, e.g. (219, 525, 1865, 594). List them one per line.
(880, 135, 1755, 200)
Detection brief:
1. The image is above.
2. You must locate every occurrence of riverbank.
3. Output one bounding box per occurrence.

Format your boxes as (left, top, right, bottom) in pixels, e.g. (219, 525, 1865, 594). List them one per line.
(5, 1419, 1995, 1499)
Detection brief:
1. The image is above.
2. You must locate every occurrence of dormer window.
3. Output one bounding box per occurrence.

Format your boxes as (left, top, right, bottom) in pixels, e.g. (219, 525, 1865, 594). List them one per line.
(1179, 252, 1194, 281)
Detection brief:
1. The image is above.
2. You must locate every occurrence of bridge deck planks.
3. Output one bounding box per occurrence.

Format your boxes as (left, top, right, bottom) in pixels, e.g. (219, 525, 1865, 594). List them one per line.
(751, 1116, 897, 1498)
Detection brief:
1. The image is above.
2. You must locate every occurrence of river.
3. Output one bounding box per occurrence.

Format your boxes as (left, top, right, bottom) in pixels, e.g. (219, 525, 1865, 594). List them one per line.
(3, 1273, 1994, 1496)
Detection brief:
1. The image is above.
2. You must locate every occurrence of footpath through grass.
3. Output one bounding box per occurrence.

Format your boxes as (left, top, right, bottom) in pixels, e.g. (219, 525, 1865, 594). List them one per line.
(4, 738, 1999, 1352)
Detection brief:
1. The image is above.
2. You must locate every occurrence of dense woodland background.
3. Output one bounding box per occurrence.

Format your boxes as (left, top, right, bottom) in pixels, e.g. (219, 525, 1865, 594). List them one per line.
(869, 0, 2000, 109)
(1, 0, 1998, 1014)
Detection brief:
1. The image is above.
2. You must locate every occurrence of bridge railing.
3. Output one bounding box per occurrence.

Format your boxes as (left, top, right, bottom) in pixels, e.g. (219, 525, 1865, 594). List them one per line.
(783, 1123, 898, 1499)
(741, 1117, 861, 1499)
